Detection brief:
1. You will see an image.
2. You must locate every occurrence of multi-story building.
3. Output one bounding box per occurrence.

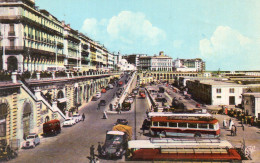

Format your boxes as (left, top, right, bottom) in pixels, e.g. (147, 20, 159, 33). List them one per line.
(63, 23, 80, 71)
(151, 51, 172, 71)
(122, 54, 147, 69)
(139, 56, 151, 70)
(139, 51, 172, 71)
(186, 79, 247, 105)
(79, 33, 91, 71)
(173, 58, 205, 72)
(0, 0, 112, 72)
(0, 0, 65, 72)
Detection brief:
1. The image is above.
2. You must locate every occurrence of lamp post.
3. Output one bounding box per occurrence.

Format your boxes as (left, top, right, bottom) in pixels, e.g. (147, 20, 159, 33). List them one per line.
(2, 25, 5, 70)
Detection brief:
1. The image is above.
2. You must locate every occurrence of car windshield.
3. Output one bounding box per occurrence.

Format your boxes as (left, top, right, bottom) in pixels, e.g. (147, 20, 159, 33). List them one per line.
(65, 119, 71, 121)
(27, 136, 35, 139)
(106, 135, 123, 144)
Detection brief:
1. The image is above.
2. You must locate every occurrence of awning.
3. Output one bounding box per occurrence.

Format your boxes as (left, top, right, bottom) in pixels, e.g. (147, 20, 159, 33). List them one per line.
(57, 98, 67, 103)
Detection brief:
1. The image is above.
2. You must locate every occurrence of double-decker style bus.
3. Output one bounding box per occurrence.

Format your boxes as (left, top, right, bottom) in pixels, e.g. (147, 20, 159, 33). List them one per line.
(148, 112, 220, 138)
(127, 138, 242, 162)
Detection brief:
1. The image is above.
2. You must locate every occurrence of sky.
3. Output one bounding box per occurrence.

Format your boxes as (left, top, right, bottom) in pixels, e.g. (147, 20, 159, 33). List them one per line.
(36, 0, 260, 71)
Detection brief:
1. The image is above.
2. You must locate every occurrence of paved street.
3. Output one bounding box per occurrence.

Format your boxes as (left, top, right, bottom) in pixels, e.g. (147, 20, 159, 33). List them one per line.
(9, 74, 149, 163)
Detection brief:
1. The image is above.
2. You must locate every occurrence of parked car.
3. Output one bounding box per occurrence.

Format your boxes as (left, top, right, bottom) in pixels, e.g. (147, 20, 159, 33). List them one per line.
(63, 118, 76, 126)
(114, 119, 128, 125)
(108, 84, 114, 89)
(22, 133, 40, 149)
(93, 92, 101, 100)
(101, 88, 107, 93)
(72, 113, 82, 123)
(99, 100, 106, 106)
(122, 102, 131, 111)
(125, 97, 134, 104)
(43, 120, 61, 136)
(105, 86, 110, 90)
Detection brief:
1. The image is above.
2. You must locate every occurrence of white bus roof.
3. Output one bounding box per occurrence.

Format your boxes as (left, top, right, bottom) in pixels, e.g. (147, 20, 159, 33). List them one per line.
(148, 112, 212, 118)
(107, 131, 124, 135)
(128, 138, 233, 149)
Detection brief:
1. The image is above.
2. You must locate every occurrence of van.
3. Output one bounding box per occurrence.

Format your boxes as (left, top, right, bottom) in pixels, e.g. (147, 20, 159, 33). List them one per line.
(43, 119, 61, 136)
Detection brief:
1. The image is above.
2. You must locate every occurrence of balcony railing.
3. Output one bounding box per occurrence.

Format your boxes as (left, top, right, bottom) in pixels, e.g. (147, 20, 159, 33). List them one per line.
(0, 46, 24, 50)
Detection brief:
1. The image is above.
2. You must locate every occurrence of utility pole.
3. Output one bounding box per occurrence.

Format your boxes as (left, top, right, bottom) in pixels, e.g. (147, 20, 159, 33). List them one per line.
(2, 25, 5, 70)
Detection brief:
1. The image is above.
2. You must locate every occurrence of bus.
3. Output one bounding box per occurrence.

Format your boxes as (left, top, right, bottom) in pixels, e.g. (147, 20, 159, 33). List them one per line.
(148, 112, 220, 138)
(126, 138, 242, 162)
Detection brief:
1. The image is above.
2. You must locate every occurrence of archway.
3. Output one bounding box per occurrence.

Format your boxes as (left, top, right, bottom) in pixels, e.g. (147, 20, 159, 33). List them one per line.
(0, 103, 8, 139)
(7, 56, 18, 72)
(74, 87, 78, 107)
(23, 102, 32, 139)
(57, 90, 66, 114)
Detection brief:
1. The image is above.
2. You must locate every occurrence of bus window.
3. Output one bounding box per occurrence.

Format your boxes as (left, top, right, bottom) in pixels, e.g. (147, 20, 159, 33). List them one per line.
(198, 124, 208, 129)
(169, 122, 177, 127)
(153, 122, 159, 127)
(159, 122, 167, 127)
(188, 123, 197, 128)
(178, 123, 187, 128)
(209, 124, 214, 129)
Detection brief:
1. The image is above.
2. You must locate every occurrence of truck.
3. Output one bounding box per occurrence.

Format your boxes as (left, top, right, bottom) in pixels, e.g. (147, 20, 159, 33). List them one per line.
(100, 124, 132, 159)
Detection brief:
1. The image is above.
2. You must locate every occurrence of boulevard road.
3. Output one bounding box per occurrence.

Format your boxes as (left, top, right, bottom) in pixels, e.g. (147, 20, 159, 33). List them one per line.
(10, 74, 149, 163)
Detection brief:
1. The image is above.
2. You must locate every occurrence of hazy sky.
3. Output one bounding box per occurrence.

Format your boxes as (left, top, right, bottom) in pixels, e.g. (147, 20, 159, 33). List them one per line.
(36, 0, 260, 71)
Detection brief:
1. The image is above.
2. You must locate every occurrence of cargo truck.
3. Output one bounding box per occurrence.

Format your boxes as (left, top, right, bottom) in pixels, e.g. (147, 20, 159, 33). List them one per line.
(100, 124, 132, 159)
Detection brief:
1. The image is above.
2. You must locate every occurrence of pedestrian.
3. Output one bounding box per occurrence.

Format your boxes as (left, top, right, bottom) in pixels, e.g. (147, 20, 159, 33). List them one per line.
(97, 103, 100, 110)
(97, 142, 102, 156)
(82, 113, 85, 121)
(234, 125, 237, 136)
(229, 119, 233, 130)
(109, 103, 113, 111)
(231, 126, 234, 136)
(223, 119, 227, 129)
(103, 111, 107, 119)
(90, 145, 95, 161)
(250, 117, 254, 126)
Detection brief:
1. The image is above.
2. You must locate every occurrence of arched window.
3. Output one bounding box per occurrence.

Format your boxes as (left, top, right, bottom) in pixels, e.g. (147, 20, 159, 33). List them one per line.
(7, 56, 18, 72)
(0, 103, 8, 137)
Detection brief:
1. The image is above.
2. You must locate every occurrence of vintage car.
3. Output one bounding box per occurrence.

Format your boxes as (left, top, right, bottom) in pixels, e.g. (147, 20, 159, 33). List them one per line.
(43, 120, 61, 136)
(72, 113, 82, 123)
(99, 100, 106, 106)
(22, 133, 40, 149)
(125, 97, 134, 104)
(92, 92, 101, 100)
(114, 119, 129, 126)
(101, 88, 107, 93)
(63, 118, 76, 127)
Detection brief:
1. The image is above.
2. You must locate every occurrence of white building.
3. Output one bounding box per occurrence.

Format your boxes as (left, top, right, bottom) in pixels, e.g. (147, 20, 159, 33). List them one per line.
(151, 51, 172, 71)
(186, 79, 247, 105)
(173, 58, 205, 72)
(118, 59, 136, 71)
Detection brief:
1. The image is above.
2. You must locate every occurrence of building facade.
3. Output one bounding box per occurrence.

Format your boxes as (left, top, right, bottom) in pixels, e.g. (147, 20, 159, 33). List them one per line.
(186, 79, 247, 105)
(242, 93, 260, 119)
(139, 51, 172, 71)
(173, 58, 205, 72)
(0, 0, 112, 72)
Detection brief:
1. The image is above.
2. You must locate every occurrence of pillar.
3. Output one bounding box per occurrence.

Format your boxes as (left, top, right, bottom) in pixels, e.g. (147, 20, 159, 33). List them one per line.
(11, 72, 18, 83)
